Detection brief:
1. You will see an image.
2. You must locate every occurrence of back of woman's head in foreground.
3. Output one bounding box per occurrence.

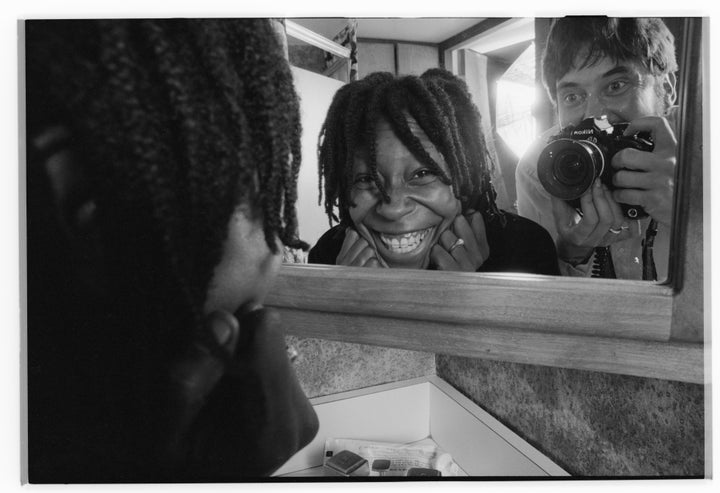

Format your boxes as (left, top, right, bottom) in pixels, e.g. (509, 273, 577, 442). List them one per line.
(318, 68, 501, 227)
(26, 19, 304, 334)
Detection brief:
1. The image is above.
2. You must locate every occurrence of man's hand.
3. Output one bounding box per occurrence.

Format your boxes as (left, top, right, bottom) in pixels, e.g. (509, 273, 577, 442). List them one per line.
(612, 116, 676, 227)
(430, 211, 490, 271)
(552, 179, 631, 264)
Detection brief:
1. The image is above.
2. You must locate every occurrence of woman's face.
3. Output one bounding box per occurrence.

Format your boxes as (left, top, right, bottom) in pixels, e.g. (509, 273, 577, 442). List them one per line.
(204, 204, 283, 314)
(348, 118, 461, 269)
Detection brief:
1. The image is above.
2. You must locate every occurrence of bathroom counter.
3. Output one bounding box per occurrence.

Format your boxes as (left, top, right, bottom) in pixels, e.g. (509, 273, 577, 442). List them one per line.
(274, 375, 568, 477)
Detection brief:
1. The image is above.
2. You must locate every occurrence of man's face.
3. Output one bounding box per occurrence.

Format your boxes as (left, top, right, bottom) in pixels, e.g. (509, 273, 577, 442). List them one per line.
(555, 54, 674, 128)
(348, 118, 461, 270)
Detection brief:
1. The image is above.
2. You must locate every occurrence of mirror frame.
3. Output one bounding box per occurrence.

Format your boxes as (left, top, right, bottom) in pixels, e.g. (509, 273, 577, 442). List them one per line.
(267, 17, 706, 384)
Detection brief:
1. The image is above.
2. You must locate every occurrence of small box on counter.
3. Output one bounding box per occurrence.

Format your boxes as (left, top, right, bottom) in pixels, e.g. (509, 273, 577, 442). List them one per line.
(407, 467, 441, 477)
(324, 450, 370, 477)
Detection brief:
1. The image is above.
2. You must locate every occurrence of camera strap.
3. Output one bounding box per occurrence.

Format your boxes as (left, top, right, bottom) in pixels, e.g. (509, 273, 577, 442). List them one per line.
(590, 219, 658, 280)
(641, 219, 658, 281)
(591, 246, 616, 279)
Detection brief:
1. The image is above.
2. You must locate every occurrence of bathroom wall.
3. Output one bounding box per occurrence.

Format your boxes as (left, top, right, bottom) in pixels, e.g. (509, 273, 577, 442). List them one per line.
(288, 336, 435, 398)
(291, 66, 345, 248)
(286, 330, 703, 476)
(436, 355, 704, 476)
(357, 40, 439, 79)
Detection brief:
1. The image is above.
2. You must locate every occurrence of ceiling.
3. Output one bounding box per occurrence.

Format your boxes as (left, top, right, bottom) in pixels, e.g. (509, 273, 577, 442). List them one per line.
(290, 18, 485, 44)
(289, 17, 535, 66)
(484, 40, 533, 66)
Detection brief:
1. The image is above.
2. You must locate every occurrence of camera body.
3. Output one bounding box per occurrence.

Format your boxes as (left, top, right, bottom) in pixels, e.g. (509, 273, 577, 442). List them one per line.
(536, 116, 653, 219)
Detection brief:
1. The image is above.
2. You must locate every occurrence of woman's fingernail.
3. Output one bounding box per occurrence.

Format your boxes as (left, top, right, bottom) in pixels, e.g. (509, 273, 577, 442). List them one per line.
(237, 302, 263, 318)
(211, 321, 231, 346)
(210, 311, 238, 345)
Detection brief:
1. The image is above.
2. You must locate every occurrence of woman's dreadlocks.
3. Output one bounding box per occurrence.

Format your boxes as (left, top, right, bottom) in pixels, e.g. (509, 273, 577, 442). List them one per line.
(317, 68, 503, 227)
(26, 19, 306, 325)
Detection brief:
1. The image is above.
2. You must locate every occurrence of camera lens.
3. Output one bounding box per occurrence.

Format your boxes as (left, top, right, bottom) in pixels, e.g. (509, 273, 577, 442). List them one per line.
(554, 151, 587, 186)
(537, 139, 604, 200)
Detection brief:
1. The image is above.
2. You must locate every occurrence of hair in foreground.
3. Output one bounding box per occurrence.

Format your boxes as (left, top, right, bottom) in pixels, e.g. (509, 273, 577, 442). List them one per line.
(542, 16, 677, 104)
(26, 18, 305, 323)
(317, 69, 503, 227)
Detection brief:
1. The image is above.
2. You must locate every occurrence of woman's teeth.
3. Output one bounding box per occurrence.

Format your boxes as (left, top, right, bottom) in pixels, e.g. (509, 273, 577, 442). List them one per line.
(379, 228, 431, 254)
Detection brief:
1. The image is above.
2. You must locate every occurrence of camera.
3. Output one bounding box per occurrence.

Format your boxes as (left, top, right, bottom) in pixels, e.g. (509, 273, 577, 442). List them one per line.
(536, 116, 653, 219)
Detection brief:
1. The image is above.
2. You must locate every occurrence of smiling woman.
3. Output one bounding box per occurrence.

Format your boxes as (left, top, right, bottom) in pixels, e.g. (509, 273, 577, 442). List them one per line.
(308, 69, 559, 276)
(345, 118, 461, 270)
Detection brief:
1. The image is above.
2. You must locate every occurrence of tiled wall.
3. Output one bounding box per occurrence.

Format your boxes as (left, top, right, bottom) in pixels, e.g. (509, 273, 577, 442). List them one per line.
(436, 355, 705, 477)
(287, 336, 435, 398)
(286, 335, 705, 476)
(286, 334, 704, 476)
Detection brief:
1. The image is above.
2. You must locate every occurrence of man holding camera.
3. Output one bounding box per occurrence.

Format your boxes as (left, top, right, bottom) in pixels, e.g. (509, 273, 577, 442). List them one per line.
(515, 17, 678, 280)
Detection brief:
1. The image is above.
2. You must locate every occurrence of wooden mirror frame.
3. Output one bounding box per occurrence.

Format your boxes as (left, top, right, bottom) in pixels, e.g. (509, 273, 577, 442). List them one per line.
(267, 17, 706, 384)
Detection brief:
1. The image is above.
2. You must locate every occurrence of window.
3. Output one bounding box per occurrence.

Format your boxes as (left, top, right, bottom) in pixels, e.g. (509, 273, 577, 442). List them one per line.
(495, 42, 536, 159)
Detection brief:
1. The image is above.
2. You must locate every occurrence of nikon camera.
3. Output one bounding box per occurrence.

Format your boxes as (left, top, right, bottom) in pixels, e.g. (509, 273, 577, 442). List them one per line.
(536, 116, 652, 219)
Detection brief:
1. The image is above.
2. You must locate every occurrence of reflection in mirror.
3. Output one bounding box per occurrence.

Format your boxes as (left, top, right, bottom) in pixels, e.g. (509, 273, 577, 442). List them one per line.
(307, 70, 559, 277)
(286, 19, 354, 83)
(287, 17, 483, 255)
(515, 17, 685, 283)
(286, 17, 696, 285)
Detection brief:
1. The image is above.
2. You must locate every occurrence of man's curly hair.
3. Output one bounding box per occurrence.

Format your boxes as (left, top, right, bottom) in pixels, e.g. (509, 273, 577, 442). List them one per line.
(542, 17, 677, 105)
(317, 68, 503, 228)
(26, 19, 305, 325)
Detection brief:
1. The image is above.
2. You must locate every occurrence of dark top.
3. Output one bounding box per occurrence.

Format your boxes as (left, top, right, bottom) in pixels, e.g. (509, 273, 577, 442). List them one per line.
(309, 212, 560, 275)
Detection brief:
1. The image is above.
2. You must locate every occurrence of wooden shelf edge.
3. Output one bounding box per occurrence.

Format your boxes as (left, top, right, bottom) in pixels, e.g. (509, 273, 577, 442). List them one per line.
(269, 264, 675, 342)
(276, 308, 704, 384)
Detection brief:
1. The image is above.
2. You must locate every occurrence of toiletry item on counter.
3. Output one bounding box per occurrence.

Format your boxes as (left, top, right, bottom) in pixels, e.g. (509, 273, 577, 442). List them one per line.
(371, 459, 391, 476)
(323, 438, 462, 477)
(406, 467, 441, 477)
(323, 450, 370, 477)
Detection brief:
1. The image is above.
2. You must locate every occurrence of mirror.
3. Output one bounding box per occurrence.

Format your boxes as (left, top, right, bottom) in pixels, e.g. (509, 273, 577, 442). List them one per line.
(267, 16, 705, 381)
(283, 17, 698, 285)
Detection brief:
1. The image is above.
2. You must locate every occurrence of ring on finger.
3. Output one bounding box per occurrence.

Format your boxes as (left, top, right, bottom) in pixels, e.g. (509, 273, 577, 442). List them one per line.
(449, 238, 465, 253)
(608, 227, 622, 234)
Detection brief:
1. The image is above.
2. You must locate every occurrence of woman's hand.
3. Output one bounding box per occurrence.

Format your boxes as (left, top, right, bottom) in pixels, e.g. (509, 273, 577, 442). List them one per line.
(157, 307, 318, 479)
(430, 211, 490, 271)
(157, 310, 240, 467)
(335, 228, 382, 267)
